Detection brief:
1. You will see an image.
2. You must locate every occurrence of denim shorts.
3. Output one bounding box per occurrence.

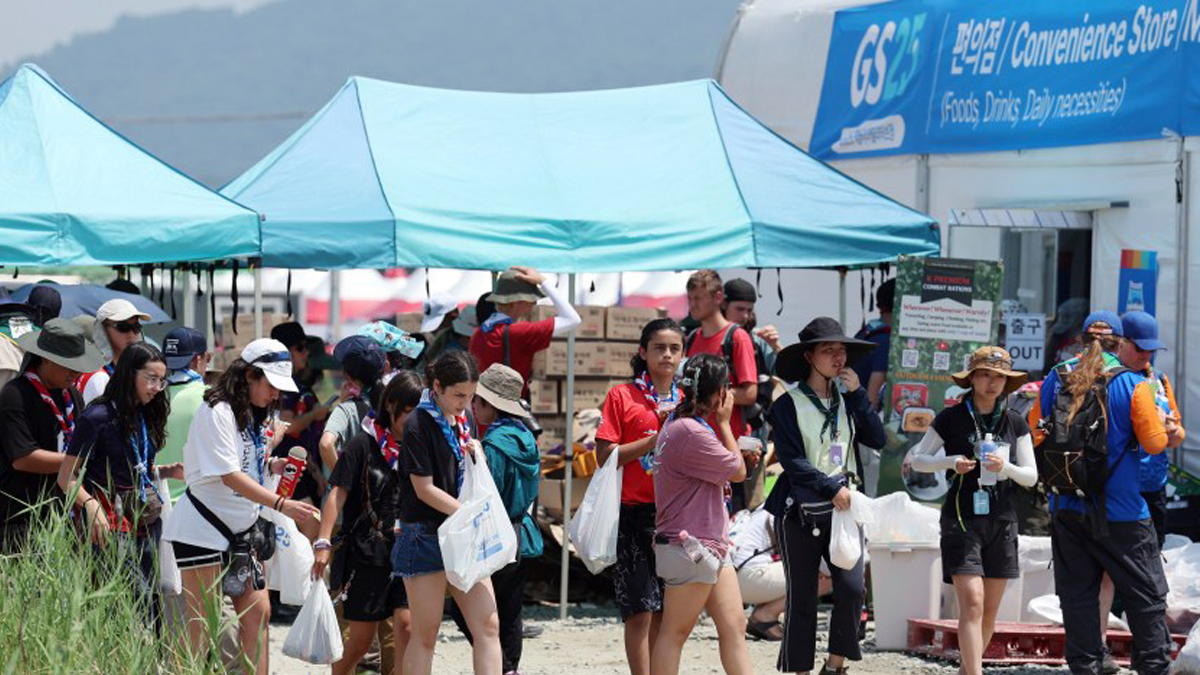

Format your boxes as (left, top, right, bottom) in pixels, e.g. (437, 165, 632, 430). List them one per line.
(391, 521, 444, 578)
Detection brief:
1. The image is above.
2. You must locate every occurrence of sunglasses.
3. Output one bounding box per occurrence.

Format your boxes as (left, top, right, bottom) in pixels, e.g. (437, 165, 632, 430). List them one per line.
(109, 321, 142, 334)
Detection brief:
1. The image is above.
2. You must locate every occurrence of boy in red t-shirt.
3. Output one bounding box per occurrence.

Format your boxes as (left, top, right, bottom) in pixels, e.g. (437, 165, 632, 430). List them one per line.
(595, 318, 685, 675)
(468, 266, 581, 397)
(683, 270, 759, 512)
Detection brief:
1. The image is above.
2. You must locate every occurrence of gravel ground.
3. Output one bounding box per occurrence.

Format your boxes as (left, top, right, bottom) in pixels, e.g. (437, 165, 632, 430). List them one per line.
(269, 603, 1079, 675)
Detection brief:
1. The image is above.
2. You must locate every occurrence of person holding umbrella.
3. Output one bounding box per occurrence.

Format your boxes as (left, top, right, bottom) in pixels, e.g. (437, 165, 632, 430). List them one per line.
(764, 317, 886, 675)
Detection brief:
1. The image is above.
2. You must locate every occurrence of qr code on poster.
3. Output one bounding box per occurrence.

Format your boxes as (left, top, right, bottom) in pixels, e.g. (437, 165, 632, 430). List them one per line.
(902, 349, 920, 369)
(933, 352, 950, 371)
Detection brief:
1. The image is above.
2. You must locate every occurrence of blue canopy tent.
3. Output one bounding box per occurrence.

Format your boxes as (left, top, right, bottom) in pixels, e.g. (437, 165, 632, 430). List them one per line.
(223, 76, 940, 616)
(222, 77, 937, 271)
(0, 64, 261, 266)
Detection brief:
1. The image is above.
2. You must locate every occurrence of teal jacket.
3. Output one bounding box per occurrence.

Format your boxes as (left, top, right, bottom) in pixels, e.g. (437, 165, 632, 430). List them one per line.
(483, 420, 543, 558)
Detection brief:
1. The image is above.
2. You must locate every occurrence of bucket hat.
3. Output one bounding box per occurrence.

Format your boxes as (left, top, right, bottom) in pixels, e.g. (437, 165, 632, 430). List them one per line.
(486, 268, 545, 305)
(774, 317, 876, 383)
(18, 318, 105, 374)
(951, 346, 1028, 394)
(452, 304, 479, 337)
(476, 364, 528, 417)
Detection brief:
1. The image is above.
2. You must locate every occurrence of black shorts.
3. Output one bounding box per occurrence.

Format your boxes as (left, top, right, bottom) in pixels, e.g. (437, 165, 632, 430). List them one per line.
(172, 541, 224, 570)
(940, 517, 1019, 584)
(341, 558, 408, 622)
(613, 503, 663, 620)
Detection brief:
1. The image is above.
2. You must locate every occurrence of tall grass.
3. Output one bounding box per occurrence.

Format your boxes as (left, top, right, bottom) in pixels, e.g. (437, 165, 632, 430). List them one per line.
(0, 496, 237, 675)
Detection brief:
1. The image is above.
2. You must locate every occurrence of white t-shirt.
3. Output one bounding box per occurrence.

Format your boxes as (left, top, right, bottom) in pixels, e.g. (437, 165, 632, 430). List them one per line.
(82, 369, 110, 406)
(731, 507, 775, 571)
(162, 401, 264, 551)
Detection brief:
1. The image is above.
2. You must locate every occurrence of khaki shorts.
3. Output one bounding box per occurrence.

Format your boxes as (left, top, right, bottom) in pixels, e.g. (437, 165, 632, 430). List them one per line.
(736, 561, 786, 605)
(654, 543, 731, 587)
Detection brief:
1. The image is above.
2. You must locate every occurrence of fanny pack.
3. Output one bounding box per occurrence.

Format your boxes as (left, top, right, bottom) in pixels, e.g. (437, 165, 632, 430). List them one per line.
(186, 488, 276, 597)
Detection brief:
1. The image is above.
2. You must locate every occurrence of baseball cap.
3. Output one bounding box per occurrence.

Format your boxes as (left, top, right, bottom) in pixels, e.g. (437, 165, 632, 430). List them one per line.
(334, 335, 386, 385)
(96, 298, 152, 324)
(452, 304, 479, 337)
(162, 327, 208, 370)
(420, 293, 458, 333)
(723, 279, 756, 304)
(270, 321, 307, 350)
(1121, 311, 1165, 351)
(1083, 311, 1124, 337)
(241, 338, 299, 392)
(27, 285, 62, 325)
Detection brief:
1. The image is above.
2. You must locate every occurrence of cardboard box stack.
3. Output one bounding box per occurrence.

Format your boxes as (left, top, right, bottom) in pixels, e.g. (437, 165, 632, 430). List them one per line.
(530, 305, 667, 517)
(220, 312, 284, 351)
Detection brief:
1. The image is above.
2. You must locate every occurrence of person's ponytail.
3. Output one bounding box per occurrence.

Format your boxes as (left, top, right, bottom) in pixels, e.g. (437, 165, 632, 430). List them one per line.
(1064, 341, 1110, 424)
(673, 353, 728, 419)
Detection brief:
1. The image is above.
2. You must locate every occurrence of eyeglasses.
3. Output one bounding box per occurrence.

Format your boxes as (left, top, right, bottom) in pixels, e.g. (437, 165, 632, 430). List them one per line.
(138, 371, 167, 390)
(109, 321, 142, 334)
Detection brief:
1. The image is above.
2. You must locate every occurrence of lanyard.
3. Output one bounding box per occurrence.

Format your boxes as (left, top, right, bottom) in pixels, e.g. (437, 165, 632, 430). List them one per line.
(965, 398, 1004, 446)
(481, 312, 515, 334)
(25, 372, 74, 443)
(796, 381, 841, 442)
(244, 421, 267, 486)
(130, 415, 162, 503)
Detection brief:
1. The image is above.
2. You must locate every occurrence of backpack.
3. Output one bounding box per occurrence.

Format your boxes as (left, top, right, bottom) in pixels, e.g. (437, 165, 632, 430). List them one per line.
(1036, 365, 1136, 534)
(685, 325, 773, 430)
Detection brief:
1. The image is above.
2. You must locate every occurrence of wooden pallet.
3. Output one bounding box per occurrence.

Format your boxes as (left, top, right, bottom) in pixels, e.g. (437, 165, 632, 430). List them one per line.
(906, 619, 1187, 665)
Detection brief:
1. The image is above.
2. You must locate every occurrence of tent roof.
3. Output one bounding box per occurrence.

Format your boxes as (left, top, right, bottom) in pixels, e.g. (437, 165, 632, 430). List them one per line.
(0, 64, 260, 266)
(223, 77, 937, 271)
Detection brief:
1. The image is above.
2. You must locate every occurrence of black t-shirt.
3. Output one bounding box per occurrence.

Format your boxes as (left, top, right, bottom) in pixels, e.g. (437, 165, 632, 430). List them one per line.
(330, 431, 399, 563)
(66, 402, 156, 497)
(0, 377, 84, 525)
(397, 408, 462, 527)
(931, 401, 1031, 524)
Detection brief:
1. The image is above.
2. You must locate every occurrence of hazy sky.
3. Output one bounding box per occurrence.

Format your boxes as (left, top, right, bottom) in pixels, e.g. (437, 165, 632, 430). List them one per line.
(3, 0, 278, 69)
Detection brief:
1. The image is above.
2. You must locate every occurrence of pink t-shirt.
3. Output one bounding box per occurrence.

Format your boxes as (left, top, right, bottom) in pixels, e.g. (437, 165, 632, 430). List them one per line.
(653, 417, 741, 557)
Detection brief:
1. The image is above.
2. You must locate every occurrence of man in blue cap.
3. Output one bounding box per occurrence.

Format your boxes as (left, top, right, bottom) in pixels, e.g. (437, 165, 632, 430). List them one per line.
(1118, 311, 1185, 545)
(160, 327, 210, 501)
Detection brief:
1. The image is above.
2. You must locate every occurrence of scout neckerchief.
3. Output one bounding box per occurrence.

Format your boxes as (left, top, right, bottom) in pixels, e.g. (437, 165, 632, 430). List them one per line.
(131, 414, 163, 504)
(795, 380, 841, 442)
(168, 369, 202, 386)
(633, 372, 680, 409)
(25, 371, 74, 445)
(417, 389, 471, 489)
(372, 416, 401, 470)
(481, 312, 515, 334)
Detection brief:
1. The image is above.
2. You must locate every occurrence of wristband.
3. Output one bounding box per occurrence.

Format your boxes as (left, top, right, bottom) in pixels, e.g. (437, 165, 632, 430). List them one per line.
(313, 538, 332, 551)
(274, 496, 285, 511)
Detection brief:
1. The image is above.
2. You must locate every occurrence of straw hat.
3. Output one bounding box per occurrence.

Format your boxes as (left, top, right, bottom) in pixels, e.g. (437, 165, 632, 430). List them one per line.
(476, 364, 527, 417)
(952, 346, 1028, 395)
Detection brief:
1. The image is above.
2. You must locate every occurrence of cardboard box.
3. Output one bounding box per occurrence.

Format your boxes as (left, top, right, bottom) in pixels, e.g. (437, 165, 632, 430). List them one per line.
(538, 475, 591, 520)
(606, 306, 666, 341)
(530, 341, 611, 379)
(604, 341, 640, 377)
(560, 379, 622, 411)
(529, 379, 559, 415)
(395, 312, 423, 334)
(537, 414, 567, 450)
(534, 305, 606, 340)
(220, 312, 283, 350)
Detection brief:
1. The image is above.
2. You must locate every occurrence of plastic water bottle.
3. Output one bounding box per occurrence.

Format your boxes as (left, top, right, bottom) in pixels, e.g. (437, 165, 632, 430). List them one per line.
(979, 433, 998, 486)
(679, 530, 706, 563)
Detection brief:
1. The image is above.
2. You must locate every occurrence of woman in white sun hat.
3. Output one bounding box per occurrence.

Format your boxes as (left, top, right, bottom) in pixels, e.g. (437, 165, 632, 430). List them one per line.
(79, 298, 152, 405)
(162, 338, 321, 675)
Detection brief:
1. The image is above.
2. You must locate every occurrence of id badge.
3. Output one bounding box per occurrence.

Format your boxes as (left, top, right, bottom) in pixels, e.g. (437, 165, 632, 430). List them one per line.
(829, 441, 845, 466)
(973, 490, 990, 516)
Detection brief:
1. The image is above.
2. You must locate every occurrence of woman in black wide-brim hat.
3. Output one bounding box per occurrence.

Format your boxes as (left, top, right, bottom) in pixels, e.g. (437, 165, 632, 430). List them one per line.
(763, 317, 886, 675)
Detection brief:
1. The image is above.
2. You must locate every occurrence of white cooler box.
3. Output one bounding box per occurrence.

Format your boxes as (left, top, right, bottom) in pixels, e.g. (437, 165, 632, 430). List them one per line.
(867, 542, 942, 650)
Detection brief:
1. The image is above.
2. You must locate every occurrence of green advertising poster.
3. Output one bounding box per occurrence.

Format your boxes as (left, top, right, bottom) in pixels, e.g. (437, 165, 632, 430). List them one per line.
(876, 256, 1003, 501)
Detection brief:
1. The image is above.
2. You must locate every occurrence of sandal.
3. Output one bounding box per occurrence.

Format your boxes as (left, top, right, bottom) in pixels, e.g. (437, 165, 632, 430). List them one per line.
(819, 661, 849, 675)
(745, 619, 784, 641)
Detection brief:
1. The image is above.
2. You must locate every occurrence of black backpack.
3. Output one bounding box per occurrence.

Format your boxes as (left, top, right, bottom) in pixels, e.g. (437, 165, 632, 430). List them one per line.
(1037, 366, 1136, 533)
(685, 325, 773, 430)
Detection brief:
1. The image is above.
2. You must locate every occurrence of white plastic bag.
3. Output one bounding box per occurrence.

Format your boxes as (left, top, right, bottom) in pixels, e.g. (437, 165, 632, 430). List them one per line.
(829, 509, 860, 570)
(568, 447, 622, 574)
(261, 499, 315, 606)
(156, 478, 181, 595)
(282, 578, 343, 665)
(1026, 594, 1128, 630)
(439, 449, 518, 592)
(1171, 619, 1200, 674)
(862, 491, 940, 543)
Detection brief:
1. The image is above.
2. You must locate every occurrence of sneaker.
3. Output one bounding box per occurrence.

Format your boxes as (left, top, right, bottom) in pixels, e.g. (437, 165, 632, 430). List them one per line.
(522, 623, 544, 639)
(1101, 649, 1120, 675)
(819, 661, 849, 675)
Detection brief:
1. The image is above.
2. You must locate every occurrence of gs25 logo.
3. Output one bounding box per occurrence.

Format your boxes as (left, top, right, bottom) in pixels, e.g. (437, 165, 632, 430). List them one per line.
(850, 13, 927, 108)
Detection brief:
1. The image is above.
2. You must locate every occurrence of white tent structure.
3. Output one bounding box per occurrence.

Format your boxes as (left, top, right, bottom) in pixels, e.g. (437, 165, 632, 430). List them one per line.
(719, 0, 1199, 472)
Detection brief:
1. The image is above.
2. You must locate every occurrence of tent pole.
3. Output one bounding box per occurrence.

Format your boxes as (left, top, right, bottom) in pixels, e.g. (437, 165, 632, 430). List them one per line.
(330, 270, 342, 341)
(182, 267, 195, 328)
(838, 269, 848, 327)
(205, 268, 215, 354)
(254, 266, 264, 339)
(559, 272, 577, 621)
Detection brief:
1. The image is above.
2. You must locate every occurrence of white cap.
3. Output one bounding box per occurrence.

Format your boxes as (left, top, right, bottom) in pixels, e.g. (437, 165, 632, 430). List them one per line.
(452, 304, 478, 337)
(96, 298, 152, 324)
(240, 338, 299, 393)
(420, 293, 458, 333)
